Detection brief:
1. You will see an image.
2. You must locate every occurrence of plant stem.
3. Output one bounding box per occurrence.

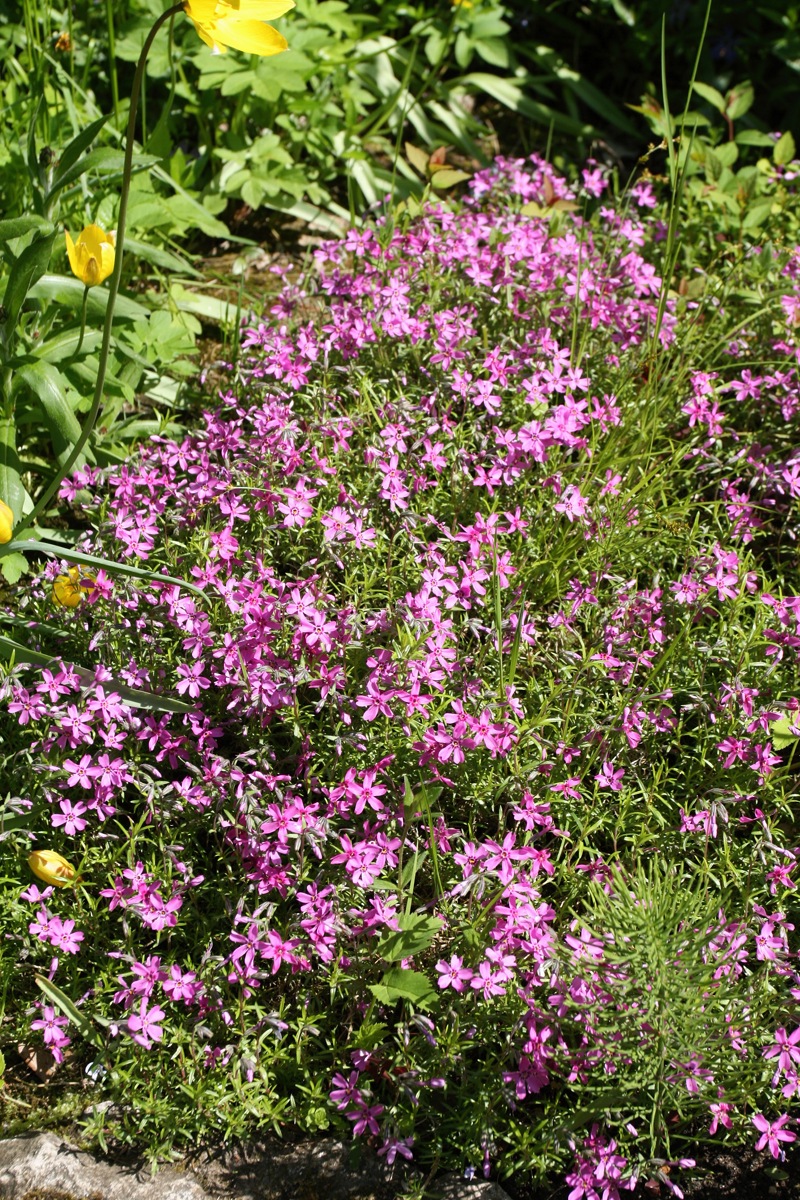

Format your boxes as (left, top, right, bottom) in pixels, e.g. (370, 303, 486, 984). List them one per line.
(20, 2, 185, 536)
(105, 0, 121, 126)
(73, 286, 89, 357)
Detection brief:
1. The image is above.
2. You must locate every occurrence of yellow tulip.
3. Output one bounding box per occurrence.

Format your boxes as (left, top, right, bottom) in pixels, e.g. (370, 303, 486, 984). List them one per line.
(0, 499, 13, 544)
(65, 224, 116, 287)
(183, 0, 295, 55)
(28, 849, 77, 887)
(53, 565, 95, 609)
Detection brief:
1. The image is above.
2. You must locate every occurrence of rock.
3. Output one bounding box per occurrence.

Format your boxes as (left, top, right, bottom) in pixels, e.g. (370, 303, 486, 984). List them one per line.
(0, 1133, 206, 1200)
(0, 1134, 514, 1200)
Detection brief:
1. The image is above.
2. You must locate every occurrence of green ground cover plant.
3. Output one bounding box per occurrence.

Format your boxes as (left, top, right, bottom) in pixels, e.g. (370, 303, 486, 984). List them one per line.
(1, 136, 800, 1197)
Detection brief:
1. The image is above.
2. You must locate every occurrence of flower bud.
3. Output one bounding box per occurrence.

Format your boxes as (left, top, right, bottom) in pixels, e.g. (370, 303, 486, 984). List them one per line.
(28, 849, 77, 887)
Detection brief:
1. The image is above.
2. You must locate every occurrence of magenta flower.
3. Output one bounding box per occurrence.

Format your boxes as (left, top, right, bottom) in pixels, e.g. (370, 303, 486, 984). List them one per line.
(752, 1113, 796, 1158)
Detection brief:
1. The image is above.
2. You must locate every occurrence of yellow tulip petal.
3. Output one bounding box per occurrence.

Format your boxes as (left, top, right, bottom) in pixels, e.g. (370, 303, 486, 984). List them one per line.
(232, 0, 295, 18)
(212, 16, 287, 54)
(65, 230, 80, 278)
(0, 499, 13, 544)
(184, 0, 219, 23)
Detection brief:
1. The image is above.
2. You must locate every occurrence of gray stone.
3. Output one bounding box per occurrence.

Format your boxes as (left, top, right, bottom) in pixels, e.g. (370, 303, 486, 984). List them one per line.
(0, 1133, 205, 1200)
(0, 1134, 514, 1200)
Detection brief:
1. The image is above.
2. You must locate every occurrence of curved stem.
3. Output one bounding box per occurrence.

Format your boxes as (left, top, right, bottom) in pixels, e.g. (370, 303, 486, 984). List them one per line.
(21, 2, 185, 535)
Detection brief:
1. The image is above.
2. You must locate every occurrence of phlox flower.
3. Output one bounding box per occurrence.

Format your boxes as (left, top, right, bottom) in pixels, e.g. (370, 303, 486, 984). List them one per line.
(752, 1113, 796, 1159)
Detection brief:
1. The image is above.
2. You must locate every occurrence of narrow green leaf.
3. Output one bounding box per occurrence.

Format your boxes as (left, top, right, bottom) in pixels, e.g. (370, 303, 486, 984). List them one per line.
(46, 148, 159, 202)
(1, 540, 206, 598)
(0, 635, 194, 714)
(35, 975, 104, 1050)
(2, 229, 56, 337)
(54, 114, 109, 183)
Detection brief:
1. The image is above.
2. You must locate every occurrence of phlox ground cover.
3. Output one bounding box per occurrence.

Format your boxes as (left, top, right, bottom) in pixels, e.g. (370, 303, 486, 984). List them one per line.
(3, 154, 800, 1197)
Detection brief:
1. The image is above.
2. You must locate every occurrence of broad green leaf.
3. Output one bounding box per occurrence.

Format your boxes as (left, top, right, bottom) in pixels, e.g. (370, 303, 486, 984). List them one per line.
(15, 361, 83, 466)
(0, 216, 53, 244)
(430, 168, 471, 189)
(735, 130, 775, 147)
(405, 142, 431, 177)
(369, 967, 437, 1010)
(28, 275, 149, 320)
(741, 200, 776, 229)
(0, 552, 28, 585)
(378, 914, 444, 963)
(691, 81, 726, 114)
(725, 83, 754, 121)
(0, 419, 30, 522)
(54, 114, 109, 183)
(35, 976, 105, 1051)
(2, 229, 56, 337)
(774, 131, 796, 166)
(770, 714, 800, 751)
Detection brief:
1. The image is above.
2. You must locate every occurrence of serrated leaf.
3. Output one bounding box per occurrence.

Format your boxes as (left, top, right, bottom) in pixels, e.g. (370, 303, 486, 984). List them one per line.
(774, 130, 796, 167)
(35, 975, 104, 1050)
(770, 715, 800, 751)
(0, 553, 29, 585)
(378, 914, 443, 962)
(369, 967, 437, 1010)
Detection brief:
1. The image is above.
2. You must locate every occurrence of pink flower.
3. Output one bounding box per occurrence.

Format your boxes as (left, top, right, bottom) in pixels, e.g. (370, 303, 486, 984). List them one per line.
(752, 1113, 796, 1158)
(127, 1000, 166, 1048)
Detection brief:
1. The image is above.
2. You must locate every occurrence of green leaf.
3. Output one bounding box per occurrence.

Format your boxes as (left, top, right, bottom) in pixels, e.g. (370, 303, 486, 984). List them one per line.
(0, 216, 54, 244)
(28, 275, 149, 320)
(735, 130, 775, 148)
(0, 552, 28, 585)
(741, 200, 776, 230)
(430, 168, 471, 189)
(378, 914, 444, 963)
(691, 81, 726, 114)
(0, 634, 194, 714)
(35, 975, 105, 1051)
(774, 131, 796, 167)
(725, 83, 754, 121)
(54, 115, 109, 183)
(2, 229, 56, 337)
(46, 148, 158, 202)
(15, 361, 83, 466)
(0, 419, 31, 522)
(771, 715, 800, 751)
(458, 72, 593, 137)
(2, 540, 206, 598)
(369, 967, 437, 1010)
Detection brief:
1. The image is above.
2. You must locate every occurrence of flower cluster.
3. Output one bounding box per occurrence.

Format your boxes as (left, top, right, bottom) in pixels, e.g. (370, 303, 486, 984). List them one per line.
(2, 154, 800, 1186)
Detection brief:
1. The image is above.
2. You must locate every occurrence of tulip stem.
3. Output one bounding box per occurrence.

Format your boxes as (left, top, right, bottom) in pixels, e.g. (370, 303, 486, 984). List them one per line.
(73, 286, 89, 358)
(21, 2, 185, 536)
